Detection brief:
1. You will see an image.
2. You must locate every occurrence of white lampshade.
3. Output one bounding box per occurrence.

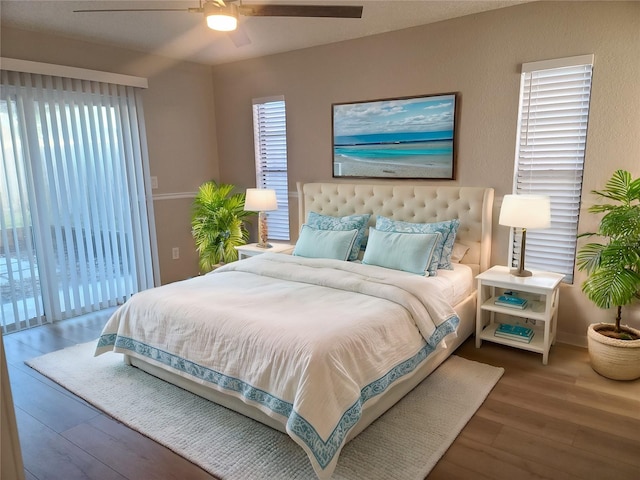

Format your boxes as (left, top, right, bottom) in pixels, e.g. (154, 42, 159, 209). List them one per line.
(499, 194, 551, 277)
(205, 2, 238, 31)
(244, 188, 278, 212)
(499, 194, 551, 229)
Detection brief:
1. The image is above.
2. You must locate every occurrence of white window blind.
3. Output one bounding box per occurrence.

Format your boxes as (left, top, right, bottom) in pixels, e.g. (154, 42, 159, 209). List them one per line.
(252, 96, 290, 241)
(0, 69, 157, 333)
(511, 54, 594, 283)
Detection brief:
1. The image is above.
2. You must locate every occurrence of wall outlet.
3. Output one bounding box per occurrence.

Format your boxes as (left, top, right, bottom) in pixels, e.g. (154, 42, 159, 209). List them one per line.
(172, 247, 180, 260)
(151, 176, 158, 189)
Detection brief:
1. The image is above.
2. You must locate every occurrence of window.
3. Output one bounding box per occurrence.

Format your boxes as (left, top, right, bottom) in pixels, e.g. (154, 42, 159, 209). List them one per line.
(252, 96, 290, 241)
(510, 55, 594, 283)
(1, 69, 156, 333)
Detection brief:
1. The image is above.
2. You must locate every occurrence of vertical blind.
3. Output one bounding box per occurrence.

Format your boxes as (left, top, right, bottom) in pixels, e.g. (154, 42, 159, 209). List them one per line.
(252, 96, 290, 241)
(511, 55, 594, 283)
(0, 69, 157, 333)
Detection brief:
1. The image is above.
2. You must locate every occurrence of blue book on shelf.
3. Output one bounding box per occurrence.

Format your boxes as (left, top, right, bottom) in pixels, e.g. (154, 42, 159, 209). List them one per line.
(495, 323, 534, 338)
(495, 295, 528, 309)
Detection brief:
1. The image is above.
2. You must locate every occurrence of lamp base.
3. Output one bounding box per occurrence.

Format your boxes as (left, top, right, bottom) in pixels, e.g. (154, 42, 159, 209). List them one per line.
(510, 228, 532, 277)
(257, 212, 271, 249)
(510, 268, 533, 277)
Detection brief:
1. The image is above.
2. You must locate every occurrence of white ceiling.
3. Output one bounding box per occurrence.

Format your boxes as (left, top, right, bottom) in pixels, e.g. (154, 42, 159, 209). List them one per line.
(0, 1, 532, 66)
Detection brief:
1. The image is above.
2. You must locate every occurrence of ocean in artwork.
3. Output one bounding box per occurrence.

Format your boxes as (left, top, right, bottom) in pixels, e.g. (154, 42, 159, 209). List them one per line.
(333, 130, 454, 178)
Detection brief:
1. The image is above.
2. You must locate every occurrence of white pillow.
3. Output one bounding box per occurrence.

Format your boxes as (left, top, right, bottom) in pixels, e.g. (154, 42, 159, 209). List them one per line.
(451, 242, 470, 263)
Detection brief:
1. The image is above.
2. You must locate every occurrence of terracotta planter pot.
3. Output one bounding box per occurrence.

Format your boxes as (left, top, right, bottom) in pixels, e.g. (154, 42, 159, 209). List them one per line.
(587, 323, 640, 381)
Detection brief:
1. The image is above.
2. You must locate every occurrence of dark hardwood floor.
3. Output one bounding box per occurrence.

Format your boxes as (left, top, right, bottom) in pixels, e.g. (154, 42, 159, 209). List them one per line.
(3, 311, 639, 480)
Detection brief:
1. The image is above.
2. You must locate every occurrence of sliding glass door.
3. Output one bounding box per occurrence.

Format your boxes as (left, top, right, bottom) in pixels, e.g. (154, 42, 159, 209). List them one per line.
(0, 70, 157, 334)
(1, 98, 44, 331)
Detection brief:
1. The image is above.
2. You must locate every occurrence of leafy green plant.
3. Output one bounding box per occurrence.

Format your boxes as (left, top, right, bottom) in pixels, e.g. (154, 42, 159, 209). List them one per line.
(191, 181, 253, 272)
(576, 169, 640, 339)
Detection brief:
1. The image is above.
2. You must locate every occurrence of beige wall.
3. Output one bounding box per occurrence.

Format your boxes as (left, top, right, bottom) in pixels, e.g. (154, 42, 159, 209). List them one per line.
(211, 1, 640, 345)
(0, 26, 218, 284)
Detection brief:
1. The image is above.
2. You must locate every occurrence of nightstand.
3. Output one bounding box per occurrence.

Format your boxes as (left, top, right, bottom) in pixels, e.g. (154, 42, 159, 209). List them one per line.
(475, 265, 563, 365)
(234, 243, 294, 260)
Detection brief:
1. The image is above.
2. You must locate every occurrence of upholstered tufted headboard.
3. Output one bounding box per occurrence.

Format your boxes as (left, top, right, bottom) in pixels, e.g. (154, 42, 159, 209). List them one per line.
(297, 182, 494, 274)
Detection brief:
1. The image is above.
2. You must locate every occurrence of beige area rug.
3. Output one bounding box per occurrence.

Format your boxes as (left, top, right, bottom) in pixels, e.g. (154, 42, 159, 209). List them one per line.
(27, 342, 503, 480)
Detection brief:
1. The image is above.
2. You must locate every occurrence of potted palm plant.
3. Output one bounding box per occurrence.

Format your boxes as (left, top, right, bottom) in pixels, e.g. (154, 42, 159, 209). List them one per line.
(191, 181, 253, 272)
(576, 169, 640, 380)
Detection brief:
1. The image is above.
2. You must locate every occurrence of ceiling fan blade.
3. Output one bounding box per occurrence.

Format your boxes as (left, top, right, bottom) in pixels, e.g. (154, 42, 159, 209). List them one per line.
(73, 8, 193, 13)
(238, 4, 363, 19)
(228, 24, 252, 47)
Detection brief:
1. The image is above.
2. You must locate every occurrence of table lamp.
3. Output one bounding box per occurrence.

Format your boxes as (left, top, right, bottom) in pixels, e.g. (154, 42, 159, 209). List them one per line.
(499, 194, 551, 277)
(244, 188, 278, 248)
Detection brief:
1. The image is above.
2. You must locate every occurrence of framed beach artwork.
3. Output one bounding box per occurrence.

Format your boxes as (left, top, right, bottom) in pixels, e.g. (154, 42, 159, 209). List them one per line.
(332, 92, 457, 179)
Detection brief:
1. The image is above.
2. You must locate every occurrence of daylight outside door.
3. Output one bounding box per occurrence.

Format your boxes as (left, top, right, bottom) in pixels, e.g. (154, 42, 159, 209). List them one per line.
(0, 101, 45, 331)
(1, 71, 156, 334)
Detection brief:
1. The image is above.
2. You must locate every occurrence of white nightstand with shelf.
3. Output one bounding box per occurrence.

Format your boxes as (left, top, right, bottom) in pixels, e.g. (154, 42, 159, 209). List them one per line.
(475, 265, 563, 365)
(235, 243, 294, 260)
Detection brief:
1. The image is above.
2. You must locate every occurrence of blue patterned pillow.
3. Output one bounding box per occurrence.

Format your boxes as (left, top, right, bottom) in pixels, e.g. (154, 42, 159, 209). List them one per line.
(375, 216, 460, 271)
(307, 212, 371, 261)
(362, 229, 441, 276)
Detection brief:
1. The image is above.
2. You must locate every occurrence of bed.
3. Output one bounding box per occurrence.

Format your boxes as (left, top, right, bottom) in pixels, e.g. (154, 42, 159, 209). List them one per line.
(95, 182, 494, 479)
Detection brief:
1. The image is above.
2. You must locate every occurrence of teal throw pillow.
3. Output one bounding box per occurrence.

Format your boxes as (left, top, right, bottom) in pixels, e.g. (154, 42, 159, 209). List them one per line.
(362, 228, 440, 276)
(375, 216, 460, 271)
(307, 212, 371, 261)
(293, 225, 359, 261)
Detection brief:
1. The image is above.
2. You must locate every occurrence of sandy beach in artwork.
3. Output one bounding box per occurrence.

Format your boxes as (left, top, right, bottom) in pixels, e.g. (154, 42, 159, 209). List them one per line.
(334, 154, 453, 178)
(333, 93, 456, 179)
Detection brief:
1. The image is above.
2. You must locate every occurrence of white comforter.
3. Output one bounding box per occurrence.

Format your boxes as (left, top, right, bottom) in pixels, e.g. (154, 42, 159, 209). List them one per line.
(95, 253, 460, 478)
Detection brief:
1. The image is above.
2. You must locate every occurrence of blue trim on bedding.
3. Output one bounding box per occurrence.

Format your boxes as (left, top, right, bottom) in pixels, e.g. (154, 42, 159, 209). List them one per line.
(97, 314, 459, 470)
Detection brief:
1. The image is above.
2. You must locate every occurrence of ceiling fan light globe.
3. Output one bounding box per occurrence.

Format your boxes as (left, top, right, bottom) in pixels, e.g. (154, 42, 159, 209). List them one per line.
(204, 2, 238, 31)
(207, 13, 237, 31)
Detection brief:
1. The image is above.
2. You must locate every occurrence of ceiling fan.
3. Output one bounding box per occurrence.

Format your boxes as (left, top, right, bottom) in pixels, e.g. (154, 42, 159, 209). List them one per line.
(73, 1, 364, 33)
